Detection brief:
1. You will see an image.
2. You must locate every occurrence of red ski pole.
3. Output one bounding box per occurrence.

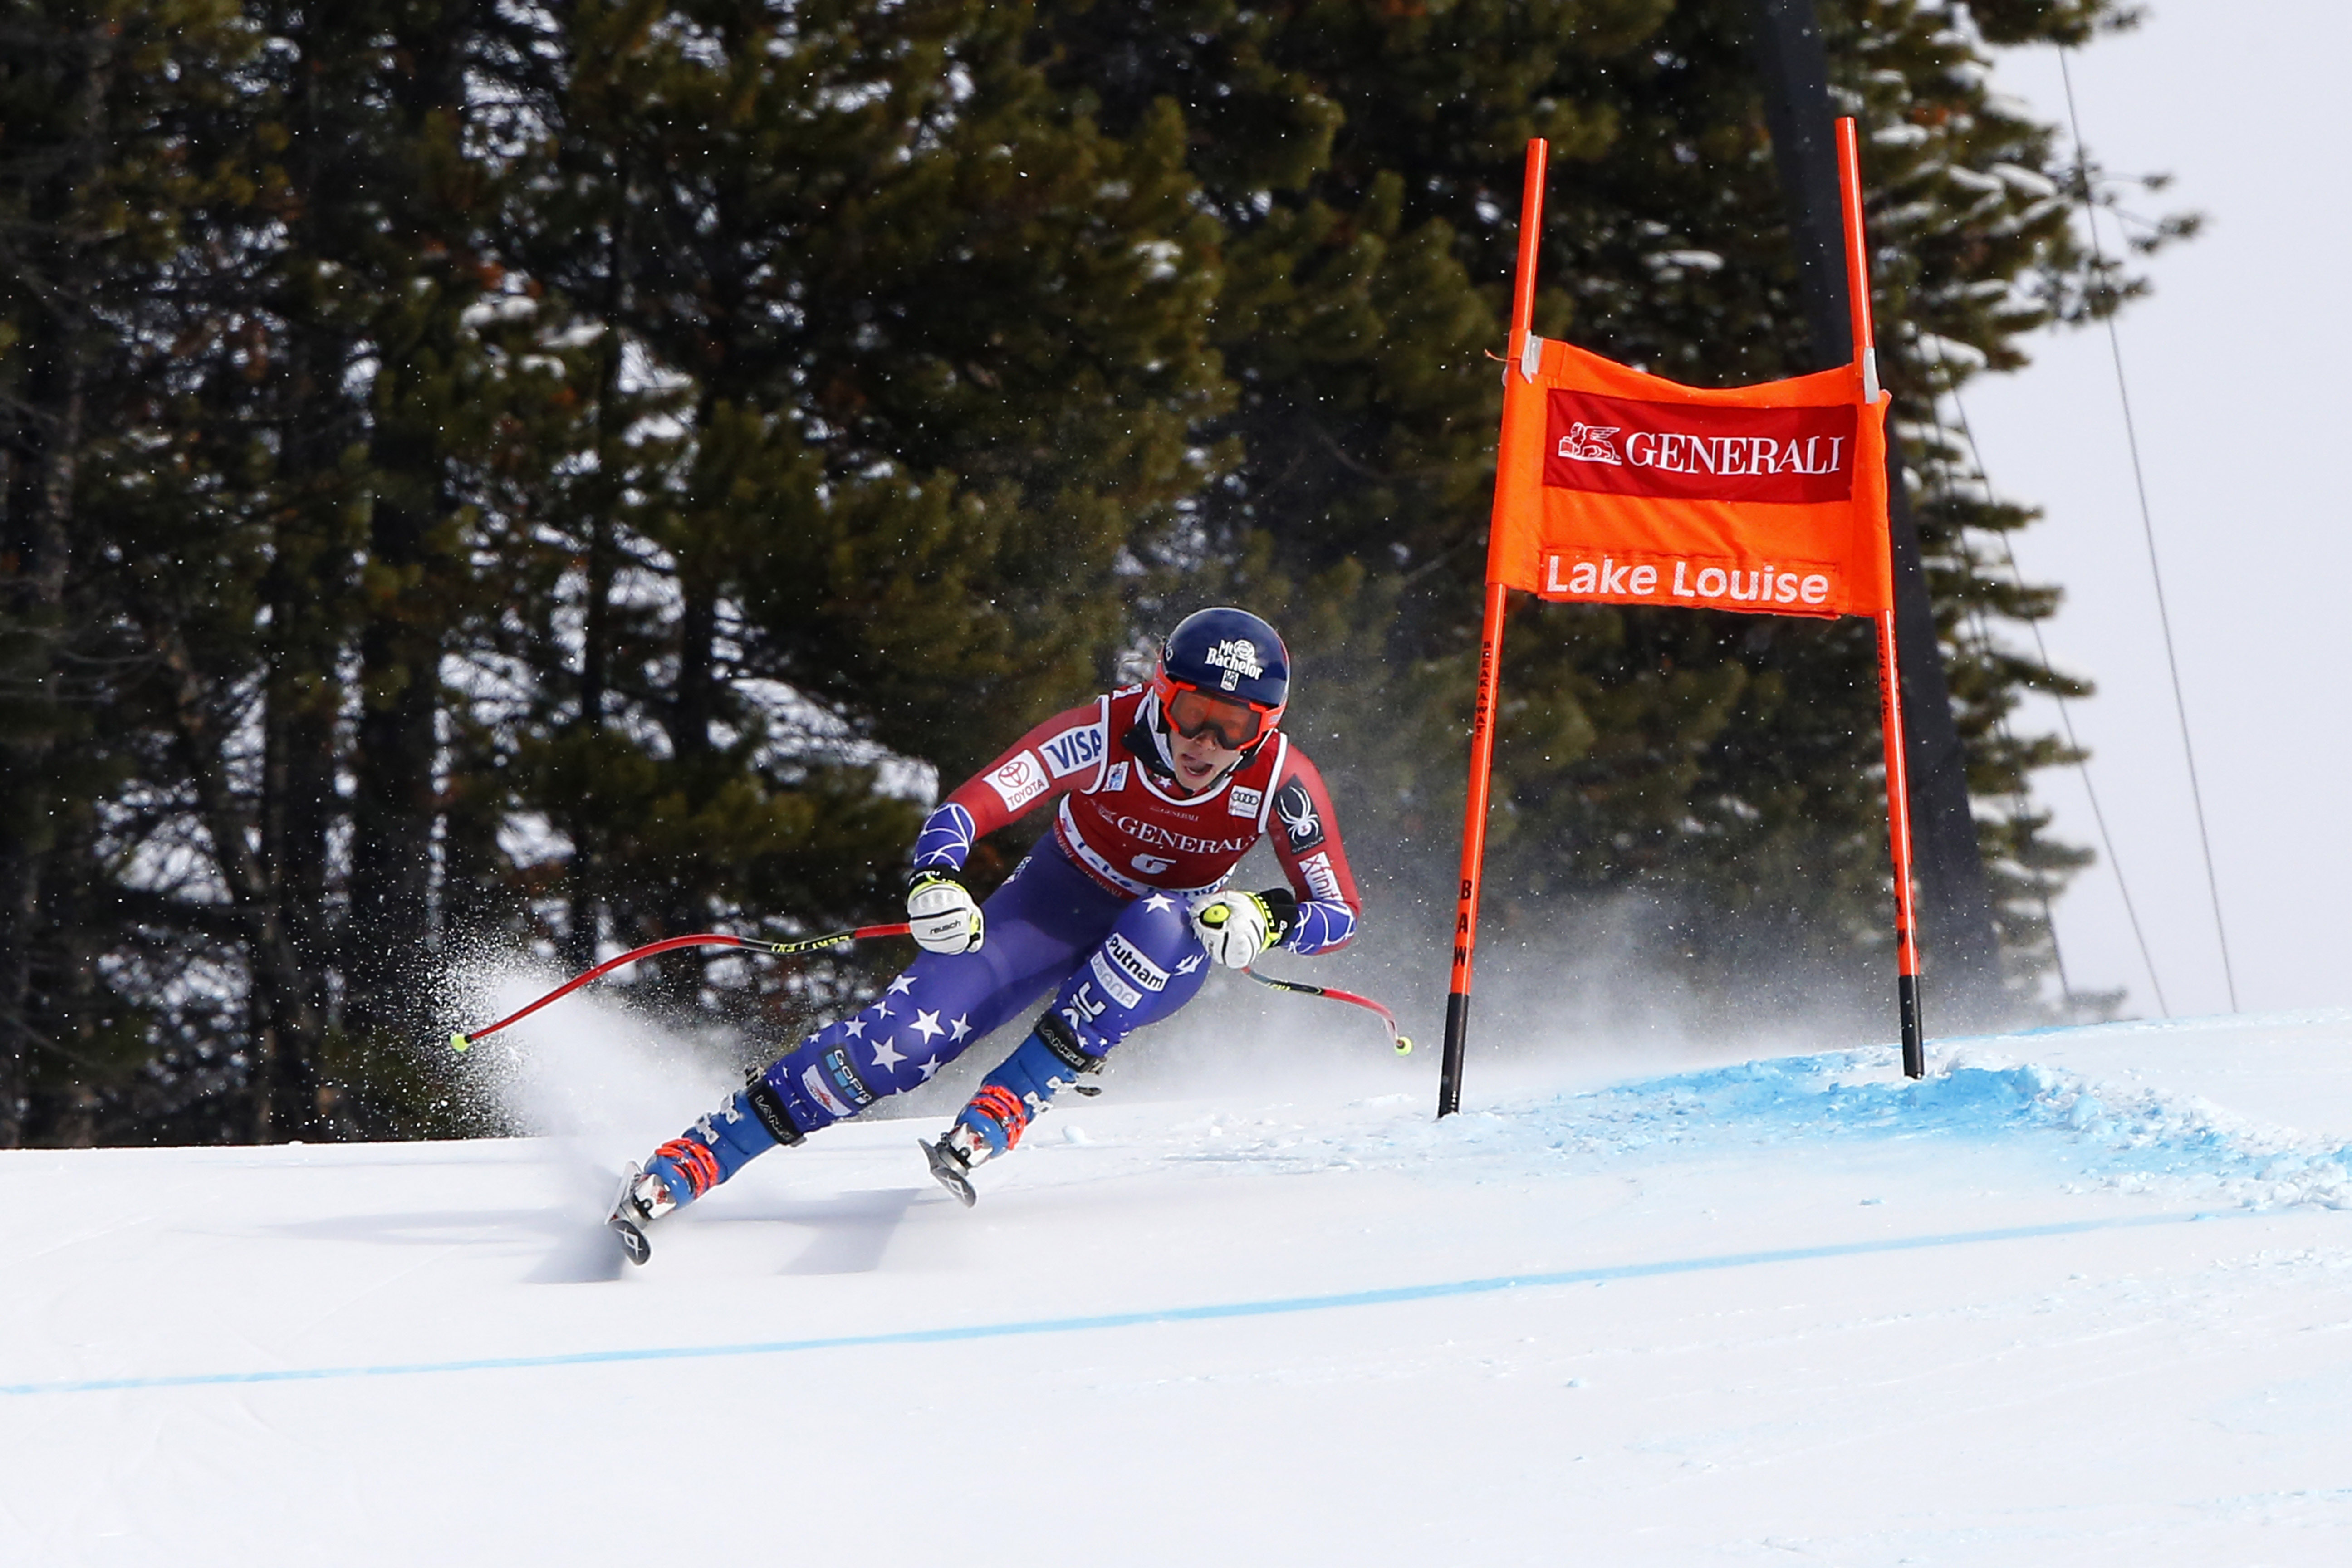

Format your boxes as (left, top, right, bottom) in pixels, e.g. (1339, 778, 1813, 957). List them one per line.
(449, 924, 912, 1053)
(1243, 966, 1414, 1055)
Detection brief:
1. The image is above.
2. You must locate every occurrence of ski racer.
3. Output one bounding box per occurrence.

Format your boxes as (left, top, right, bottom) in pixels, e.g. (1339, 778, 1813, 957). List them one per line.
(608, 607, 1363, 1259)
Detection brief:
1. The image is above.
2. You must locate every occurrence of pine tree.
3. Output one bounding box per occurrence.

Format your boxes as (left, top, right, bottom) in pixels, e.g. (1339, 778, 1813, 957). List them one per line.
(0, 0, 113, 1145)
(467, 0, 1230, 1038)
(0, 0, 282, 1144)
(1030, 0, 2174, 1026)
(3, 2, 546, 1142)
(125, 2, 527, 1138)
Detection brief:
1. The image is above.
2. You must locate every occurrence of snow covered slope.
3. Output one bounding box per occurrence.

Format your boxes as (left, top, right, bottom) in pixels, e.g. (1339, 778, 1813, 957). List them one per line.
(8, 1011, 2352, 1565)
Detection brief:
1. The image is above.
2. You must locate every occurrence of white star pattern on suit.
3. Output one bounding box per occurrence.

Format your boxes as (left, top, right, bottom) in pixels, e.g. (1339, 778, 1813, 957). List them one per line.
(869, 1036, 905, 1073)
(911, 1009, 945, 1043)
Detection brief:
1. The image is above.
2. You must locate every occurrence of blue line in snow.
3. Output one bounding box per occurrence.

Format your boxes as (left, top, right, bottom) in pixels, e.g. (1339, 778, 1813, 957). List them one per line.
(0, 1210, 2225, 1397)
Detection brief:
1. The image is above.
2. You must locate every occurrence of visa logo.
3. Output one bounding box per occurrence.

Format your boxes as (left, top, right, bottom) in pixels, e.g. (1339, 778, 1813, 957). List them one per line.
(1039, 724, 1105, 779)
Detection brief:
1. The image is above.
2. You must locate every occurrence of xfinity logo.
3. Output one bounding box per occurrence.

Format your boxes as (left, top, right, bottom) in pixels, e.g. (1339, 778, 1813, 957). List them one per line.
(1298, 850, 1342, 903)
(1202, 637, 1264, 691)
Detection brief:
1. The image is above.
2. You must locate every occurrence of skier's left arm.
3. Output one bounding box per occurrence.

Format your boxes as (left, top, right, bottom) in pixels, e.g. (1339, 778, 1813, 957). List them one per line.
(1261, 753, 1362, 956)
(902, 698, 1107, 954)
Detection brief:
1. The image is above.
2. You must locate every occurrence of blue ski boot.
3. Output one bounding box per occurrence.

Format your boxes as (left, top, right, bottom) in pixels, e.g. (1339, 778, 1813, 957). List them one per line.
(608, 1080, 804, 1264)
(922, 1013, 1101, 1207)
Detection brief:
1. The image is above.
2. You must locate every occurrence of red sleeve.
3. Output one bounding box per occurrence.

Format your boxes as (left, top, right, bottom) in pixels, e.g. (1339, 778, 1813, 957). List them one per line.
(940, 696, 1110, 838)
(1266, 750, 1362, 953)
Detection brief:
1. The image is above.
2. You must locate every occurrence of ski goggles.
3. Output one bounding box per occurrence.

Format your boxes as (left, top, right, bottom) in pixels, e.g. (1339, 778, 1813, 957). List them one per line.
(1162, 684, 1277, 750)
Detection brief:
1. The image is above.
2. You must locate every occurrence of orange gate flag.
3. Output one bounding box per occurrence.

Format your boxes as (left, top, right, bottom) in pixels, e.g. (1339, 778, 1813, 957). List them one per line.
(1488, 335, 1893, 619)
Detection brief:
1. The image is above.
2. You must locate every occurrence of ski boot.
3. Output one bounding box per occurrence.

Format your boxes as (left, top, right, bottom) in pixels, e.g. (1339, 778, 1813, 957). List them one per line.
(604, 1135, 721, 1265)
(922, 1014, 1102, 1207)
(608, 1080, 804, 1264)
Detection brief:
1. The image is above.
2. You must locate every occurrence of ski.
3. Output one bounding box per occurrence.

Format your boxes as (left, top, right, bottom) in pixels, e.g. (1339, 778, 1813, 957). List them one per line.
(919, 1137, 978, 1208)
(606, 1163, 654, 1266)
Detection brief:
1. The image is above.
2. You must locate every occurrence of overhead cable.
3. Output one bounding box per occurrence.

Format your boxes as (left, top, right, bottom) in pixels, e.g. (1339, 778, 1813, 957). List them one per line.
(1921, 331, 2170, 1016)
(2058, 47, 2238, 1012)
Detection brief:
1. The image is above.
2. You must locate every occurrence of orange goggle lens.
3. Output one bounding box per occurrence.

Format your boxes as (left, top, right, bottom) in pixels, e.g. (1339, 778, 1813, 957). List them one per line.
(1166, 687, 1268, 750)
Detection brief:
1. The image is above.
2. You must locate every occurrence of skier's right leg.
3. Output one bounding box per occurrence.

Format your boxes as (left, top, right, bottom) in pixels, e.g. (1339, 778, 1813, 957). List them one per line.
(622, 848, 1125, 1226)
(927, 877, 1210, 1197)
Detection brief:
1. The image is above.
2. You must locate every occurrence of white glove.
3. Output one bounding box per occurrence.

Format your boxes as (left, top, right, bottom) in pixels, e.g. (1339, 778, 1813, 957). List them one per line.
(906, 871, 985, 954)
(1190, 890, 1276, 969)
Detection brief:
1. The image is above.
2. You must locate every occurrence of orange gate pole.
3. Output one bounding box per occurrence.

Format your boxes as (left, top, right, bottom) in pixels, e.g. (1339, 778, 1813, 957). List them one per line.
(1439, 137, 1548, 1117)
(1839, 117, 1926, 1078)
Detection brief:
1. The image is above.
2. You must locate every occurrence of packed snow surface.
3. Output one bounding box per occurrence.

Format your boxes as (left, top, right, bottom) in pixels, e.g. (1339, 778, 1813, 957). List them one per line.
(9, 1006, 2352, 1564)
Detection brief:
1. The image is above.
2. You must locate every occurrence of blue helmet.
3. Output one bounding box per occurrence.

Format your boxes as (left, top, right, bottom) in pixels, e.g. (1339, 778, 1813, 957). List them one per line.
(1151, 607, 1290, 751)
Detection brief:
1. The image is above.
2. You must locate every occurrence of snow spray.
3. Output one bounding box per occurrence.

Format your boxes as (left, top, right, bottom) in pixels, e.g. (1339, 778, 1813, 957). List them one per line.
(433, 944, 744, 1141)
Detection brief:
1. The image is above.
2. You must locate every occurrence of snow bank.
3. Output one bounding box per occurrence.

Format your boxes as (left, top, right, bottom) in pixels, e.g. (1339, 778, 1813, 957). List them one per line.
(1173, 1039, 2352, 1213)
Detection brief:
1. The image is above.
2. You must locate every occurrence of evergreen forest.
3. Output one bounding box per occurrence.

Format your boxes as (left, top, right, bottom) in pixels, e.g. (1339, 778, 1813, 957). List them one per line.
(0, 0, 2185, 1146)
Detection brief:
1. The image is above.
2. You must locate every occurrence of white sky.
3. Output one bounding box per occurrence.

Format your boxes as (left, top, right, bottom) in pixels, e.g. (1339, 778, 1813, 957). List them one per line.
(1959, 4, 2347, 1021)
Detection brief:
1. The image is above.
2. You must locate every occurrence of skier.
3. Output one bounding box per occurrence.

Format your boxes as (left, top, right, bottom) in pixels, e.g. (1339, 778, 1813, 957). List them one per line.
(607, 607, 1362, 1261)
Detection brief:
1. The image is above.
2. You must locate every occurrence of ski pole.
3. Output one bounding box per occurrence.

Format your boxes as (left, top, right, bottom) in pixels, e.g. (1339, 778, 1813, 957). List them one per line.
(1242, 966, 1414, 1055)
(449, 924, 911, 1053)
